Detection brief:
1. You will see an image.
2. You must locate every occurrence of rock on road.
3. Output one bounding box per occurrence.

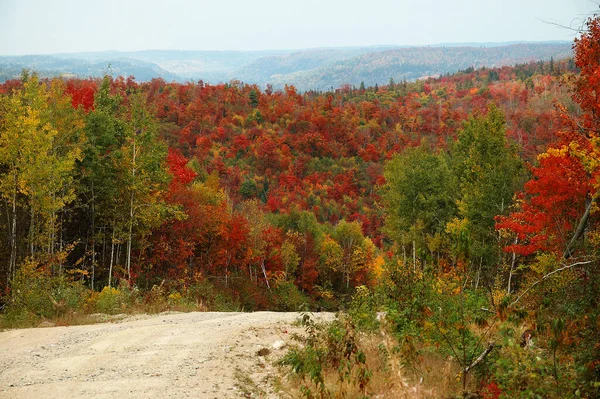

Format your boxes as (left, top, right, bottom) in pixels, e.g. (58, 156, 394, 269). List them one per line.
(0, 311, 334, 398)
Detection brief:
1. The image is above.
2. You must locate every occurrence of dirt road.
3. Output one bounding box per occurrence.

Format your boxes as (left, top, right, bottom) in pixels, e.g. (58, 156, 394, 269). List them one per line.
(0, 311, 333, 398)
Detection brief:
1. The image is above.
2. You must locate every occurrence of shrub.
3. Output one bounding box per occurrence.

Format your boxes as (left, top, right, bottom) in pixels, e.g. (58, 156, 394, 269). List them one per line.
(279, 314, 372, 398)
(271, 279, 311, 311)
(142, 283, 169, 313)
(90, 286, 128, 314)
(184, 279, 240, 311)
(489, 324, 581, 399)
(348, 285, 380, 330)
(168, 291, 183, 305)
(233, 277, 271, 311)
(3, 259, 88, 327)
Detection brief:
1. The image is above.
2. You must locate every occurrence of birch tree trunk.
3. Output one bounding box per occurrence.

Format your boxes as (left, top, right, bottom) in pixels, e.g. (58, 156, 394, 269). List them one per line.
(126, 137, 137, 282)
(109, 228, 115, 288)
(8, 176, 17, 286)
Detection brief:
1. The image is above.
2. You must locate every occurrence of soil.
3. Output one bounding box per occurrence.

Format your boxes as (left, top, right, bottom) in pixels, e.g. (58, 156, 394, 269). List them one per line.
(0, 311, 334, 398)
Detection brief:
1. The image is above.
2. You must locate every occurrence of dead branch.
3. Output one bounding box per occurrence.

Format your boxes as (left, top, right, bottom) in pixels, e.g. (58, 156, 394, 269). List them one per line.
(509, 260, 593, 308)
(464, 343, 495, 374)
(539, 5, 600, 34)
(564, 195, 596, 259)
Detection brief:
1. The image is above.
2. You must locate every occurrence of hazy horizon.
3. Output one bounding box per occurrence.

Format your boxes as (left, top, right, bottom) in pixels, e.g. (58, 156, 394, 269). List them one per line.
(0, 0, 593, 56)
(0, 40, 572, 58)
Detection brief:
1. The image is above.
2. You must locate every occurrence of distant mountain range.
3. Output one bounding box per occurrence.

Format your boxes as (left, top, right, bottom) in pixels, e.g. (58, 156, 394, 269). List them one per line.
(0, 42, 573, 91)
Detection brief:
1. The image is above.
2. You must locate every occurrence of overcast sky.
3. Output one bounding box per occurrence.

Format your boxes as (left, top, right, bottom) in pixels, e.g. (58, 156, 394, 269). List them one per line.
(0, 0, 595, 55)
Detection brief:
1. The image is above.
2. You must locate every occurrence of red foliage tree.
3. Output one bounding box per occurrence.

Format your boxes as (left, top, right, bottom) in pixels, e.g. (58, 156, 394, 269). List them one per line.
(496, 14, 600, 258)
(65, 79, 97, 112)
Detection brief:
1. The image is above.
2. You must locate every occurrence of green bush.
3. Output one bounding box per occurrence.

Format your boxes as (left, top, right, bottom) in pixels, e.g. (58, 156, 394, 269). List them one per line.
(233, 277, 271, 311)
(142, 283, 169, 313)
(91, 286, 128, 314)
(491, 341, 572, 398)
(488, 323, 585, 399)
(271, 280, 311, 311)
(279, 314, 372, 398)
(3, 259, 88, 327)
(348, 285, 380, 330)
(184, 279, 240, 311)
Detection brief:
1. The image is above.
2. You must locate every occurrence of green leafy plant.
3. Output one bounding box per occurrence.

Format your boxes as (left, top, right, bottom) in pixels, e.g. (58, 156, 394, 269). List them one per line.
(279, 313, 372, 398)
(3, 258, 88, 327)
(271, 277, 311, 311)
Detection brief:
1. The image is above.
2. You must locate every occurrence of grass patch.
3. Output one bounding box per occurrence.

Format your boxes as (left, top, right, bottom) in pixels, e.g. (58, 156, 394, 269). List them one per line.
(233, 366, 266, 398)
(0, 272, 243, 329)
(278, 313, 467, 399)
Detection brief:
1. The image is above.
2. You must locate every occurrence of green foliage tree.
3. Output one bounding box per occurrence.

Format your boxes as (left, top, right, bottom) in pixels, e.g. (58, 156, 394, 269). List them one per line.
(81, 77, 170, 286)
(333, 220, 366, 290)
(249, 88, 259, 108)
(0, 74, 84, 284)
(81, 76, 126, 288)
(382, 143, 455, 268)
(280, 235, 300, 279)
(118, 92, 170, 281)
(319, 235, 343, 288)
(449, 105, 524, 283)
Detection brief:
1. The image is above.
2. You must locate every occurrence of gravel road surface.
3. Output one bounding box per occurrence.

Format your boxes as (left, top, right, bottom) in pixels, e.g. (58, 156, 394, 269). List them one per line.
(0, 311, 334, 398)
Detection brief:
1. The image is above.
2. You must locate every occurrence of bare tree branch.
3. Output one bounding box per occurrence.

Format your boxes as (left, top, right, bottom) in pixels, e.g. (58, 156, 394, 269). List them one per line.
(433, 320, 463, 366)
(510, 260, 593, 308)
(564, 195, 596, 259)
(464, 343, 495, 374)
(539, 3, 600, 34)
(555, 104, 600, 136)
(539, 18, 588, 33)
(469, 318, 497, 367)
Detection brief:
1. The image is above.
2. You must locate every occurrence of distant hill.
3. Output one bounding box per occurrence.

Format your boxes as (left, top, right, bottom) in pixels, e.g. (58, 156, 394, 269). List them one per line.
(264, 43, 574, 91)
(231, 47, 398, 83)
(0, 55, 179, 82)
(0, 42, 572, 90)
(117, 50, 286, 80)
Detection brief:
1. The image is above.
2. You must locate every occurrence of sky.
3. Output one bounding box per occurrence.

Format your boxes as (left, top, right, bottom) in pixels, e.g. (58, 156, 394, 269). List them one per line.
(0, 0, 595, 55)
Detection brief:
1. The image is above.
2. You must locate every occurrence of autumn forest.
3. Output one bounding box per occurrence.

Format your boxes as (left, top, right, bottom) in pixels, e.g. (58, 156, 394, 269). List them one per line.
(0, 11, 599, 399)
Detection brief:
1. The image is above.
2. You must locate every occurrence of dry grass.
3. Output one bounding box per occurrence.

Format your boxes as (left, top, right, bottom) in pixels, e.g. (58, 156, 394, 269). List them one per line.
(360, 332, 466, 398)
(0, 301, 209, 330)
(277, 327, 466, 399)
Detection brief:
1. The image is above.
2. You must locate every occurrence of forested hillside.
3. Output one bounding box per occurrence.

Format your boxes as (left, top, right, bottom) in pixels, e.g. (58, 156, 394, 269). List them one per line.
(266, 43, 573, 90)
(0, 42, 572, 91)
(0, 14, 599, 398)
(0, 57, 577, 296)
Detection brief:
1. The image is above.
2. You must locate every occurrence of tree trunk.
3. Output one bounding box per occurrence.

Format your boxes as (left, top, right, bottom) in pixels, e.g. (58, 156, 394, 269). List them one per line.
(126, 137, 137, 282)
(261, 259, 270, 290)
(58, 214, 63, 276)
(507, 237, 518, 295)
(109, 228, 115, 288)
(91, 186, 95, 291)
(49, 193, 56, 256)
(126, 215, 133, 282)
(29, 208, 34, 256)
(464, 343, 495, 375)
(475, 257, 482, 290)
(563, 195, 595, 259)
(8, 176, 17, 286)
(413, 240, 416, 272)
(102, 227, 107, 267)
(346, 255, 351, 289)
